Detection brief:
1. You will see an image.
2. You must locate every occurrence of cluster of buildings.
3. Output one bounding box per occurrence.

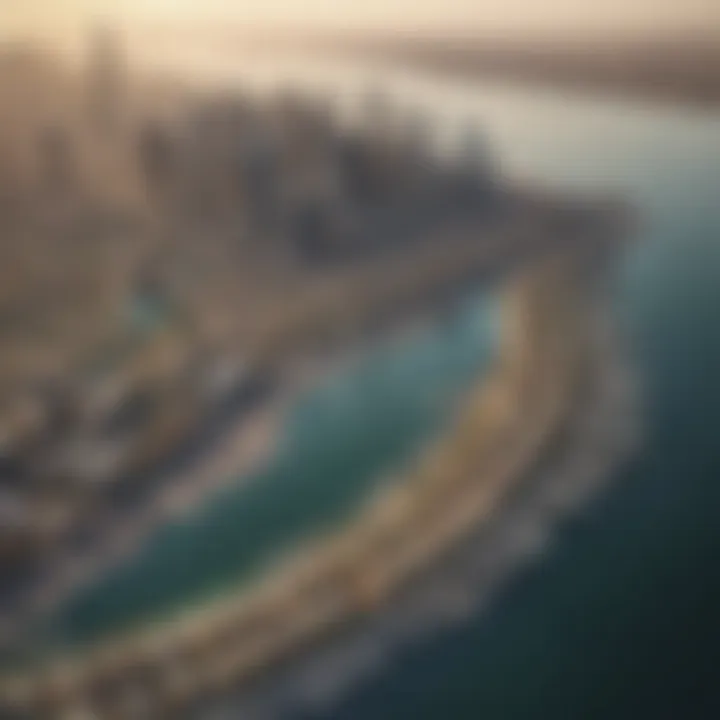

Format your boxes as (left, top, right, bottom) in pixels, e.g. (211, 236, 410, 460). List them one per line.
(0, 29, 498, 625)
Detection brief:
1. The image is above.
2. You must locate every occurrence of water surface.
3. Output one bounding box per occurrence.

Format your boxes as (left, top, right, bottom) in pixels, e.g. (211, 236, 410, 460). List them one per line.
(53, 55, 720, 718)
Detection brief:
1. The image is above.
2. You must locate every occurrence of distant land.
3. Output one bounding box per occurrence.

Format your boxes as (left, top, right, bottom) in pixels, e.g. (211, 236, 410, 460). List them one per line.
(323, 34, 720, 106)
(135, 26, 720, 107)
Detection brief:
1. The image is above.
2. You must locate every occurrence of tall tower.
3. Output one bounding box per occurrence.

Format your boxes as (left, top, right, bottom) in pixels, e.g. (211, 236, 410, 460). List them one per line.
(85, 24, 126, 136)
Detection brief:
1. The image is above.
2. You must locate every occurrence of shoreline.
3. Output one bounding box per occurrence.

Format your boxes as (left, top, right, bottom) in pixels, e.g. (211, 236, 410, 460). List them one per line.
(0, 288, 492, 655)
(1, 190, 590, 648)
(0, 253, 639, 718)
(0, 380, 286, 649)
(209, 298, 641, 720)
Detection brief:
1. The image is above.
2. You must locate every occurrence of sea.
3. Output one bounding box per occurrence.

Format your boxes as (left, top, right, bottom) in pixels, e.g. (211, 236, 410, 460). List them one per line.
(53, 54, 720, 718)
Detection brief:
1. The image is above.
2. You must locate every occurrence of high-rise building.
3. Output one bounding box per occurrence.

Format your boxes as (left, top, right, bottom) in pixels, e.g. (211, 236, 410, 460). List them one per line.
(85, 25, 126, 136)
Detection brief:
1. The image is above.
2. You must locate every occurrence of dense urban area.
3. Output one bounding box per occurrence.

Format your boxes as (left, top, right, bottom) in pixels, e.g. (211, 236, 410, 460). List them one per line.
(0, 28, 630, 719)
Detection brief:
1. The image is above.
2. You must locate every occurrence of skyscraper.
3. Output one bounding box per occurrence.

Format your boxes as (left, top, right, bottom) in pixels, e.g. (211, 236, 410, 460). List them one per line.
(85, 24, 126, 137)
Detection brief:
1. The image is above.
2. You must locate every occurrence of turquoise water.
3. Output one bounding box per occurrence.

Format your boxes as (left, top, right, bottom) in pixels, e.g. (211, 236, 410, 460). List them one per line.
(46, 59, 720, 717)
(162, 57, 720, 718)
(51, 295, 498, 645)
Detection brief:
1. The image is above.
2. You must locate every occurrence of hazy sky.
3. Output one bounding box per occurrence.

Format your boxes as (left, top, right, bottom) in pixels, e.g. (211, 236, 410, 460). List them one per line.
(3, 0, 719, 39)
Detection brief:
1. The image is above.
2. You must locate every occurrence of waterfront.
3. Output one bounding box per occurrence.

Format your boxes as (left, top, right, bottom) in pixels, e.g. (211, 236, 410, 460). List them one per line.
(1, 242, 623, 718)
(135, 54, 720, 718)
(46, 293, 498, 647)
(6, 48, 720, 717)
(266, 64, 720, 720)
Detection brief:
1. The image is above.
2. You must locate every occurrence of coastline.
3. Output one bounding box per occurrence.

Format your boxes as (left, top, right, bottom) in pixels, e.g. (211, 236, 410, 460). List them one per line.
(0, 193, 601, 649)
(0, 251, 640, 718)
(210, 296, 641, 720)
(0, 288, 490, 655)
(0, 380, 285, 650)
